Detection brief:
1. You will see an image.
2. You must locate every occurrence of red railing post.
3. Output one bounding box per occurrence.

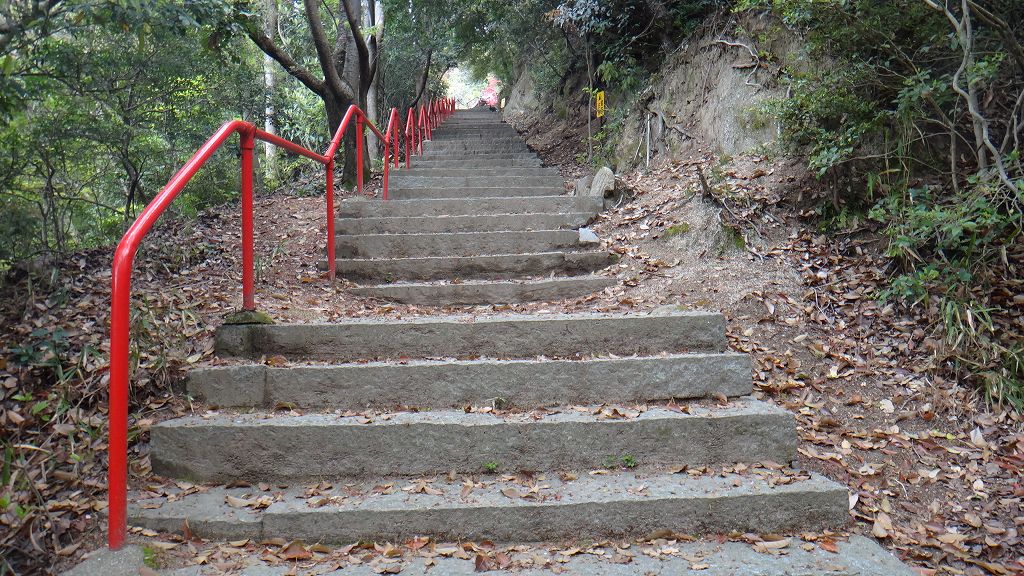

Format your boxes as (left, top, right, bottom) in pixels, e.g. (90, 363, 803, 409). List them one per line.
(108, 270, 129, 550)
(391, 113, 399, 169)
(355, 116, 364, 195)
(240, 127, 256, 311)
(326, 159, 336, 280)
(382, 138, 389, 201)
(405, 108, 413, 169)
(417, 108, 424, 153)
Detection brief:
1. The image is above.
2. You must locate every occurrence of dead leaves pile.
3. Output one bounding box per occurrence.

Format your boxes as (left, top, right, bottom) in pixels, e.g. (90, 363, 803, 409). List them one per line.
(0, 189, 389, 574)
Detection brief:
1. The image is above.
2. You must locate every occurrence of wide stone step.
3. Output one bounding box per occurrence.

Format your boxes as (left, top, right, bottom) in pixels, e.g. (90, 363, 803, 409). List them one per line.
(429, 131, 521, 139)
(423, 145, 531, 156)
(349, 275, 615, 305)
(388, 186, 564, 200)
(187, 353, 752, 410)
(389, 176, 562, 189)
(390, 167, 560, 178)
(215, 309, 725, 361)
(338, 196, 600, 217)
(331, 250, 610, 282)
(336, 212, 594, 234)
(412, 158, 543, 168)
(423, 139, 528, 151)
(335, 230, 581, 258)
(150, 399, 794, 482)
(129, 468, 847, 544)
(420, 151, 538, 161)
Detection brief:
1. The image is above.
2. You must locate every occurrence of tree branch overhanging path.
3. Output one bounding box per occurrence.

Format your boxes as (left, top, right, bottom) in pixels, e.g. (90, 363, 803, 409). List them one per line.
(246, 0, 380, 182)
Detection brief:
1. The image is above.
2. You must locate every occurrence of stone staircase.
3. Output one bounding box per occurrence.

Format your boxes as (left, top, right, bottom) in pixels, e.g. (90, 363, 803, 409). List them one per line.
(126, 109, 913, 575)
(335, 109, 615, 305)
(136, 309, 848, 542)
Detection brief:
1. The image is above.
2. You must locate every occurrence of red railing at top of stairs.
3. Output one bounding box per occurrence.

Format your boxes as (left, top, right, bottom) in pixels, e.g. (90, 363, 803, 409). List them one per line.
(106, 97, 455, 550)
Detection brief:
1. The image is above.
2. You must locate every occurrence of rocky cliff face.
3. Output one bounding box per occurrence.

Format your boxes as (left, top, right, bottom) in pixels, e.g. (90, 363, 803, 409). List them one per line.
(503, 13, 806, 171)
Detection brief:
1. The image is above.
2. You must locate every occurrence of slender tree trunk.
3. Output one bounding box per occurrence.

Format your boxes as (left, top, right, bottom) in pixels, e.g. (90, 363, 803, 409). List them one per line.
(341, 0, 369, 180)
(363, 0, 380, 163)
(411, 50, 432, 107)
(262, 0, 278, 179)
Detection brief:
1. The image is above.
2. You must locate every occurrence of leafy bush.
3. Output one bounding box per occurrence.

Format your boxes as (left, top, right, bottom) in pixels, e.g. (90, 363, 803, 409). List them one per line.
(744, 0, 1024, 406)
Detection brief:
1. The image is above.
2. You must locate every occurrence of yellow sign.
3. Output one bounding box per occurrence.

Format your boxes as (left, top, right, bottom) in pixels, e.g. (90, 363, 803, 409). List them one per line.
(595, 90, 605, 118)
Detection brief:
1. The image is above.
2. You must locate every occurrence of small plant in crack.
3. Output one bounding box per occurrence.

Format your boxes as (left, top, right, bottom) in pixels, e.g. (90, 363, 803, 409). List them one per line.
(482, 461, 500, 473)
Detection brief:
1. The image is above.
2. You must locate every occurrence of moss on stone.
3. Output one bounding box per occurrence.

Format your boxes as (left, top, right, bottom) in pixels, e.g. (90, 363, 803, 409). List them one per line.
(224, 309, 275, 325)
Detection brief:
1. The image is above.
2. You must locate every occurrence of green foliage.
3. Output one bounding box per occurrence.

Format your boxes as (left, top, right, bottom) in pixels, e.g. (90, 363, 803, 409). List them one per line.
(0, 1, 263, 271)
(742, 0, 1024, 405)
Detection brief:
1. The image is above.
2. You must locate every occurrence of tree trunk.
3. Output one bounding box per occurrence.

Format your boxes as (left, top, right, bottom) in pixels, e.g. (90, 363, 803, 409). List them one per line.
(411, 50, 432, 107)
(262, 0, 278, 180)
(363, 0, 380, 163)
(340, 0, 369, 181)
(323, 91, 359, 187)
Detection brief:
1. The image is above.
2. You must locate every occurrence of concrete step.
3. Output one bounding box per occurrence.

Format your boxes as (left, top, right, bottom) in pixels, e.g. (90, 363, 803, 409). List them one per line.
(335, 230, 581, 258)
(429, 130, 520, 138)
(419, 147, 531, 158)
(412, 158, 543, 168)
(338, 196, 601, 218)
(349, 275, 616, 305)
(388, 186, 565, 200)
(423, 139, 528, 151)
(215, 309, 725, 361)
(118, 537, 910, 575)
(187, 352, 752, 410)
(421, 150, 537, 159)
(390, 167, 560, 178)
(150, 399, 795, 482)
(335, 212, 594, 234)
(389, 176, 562, 189)
(128, 468, 848, 543)
(330, 250, 611, 282)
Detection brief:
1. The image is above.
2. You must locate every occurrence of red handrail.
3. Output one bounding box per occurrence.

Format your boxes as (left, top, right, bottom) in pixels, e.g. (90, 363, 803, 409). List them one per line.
(404, 107, 415, 168)
(107, 100, 453, 550)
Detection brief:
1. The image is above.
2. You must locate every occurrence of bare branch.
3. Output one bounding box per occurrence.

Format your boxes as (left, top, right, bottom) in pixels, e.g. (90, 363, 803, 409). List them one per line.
(247, 27, 326, 97)
(303, 0, 349, 100)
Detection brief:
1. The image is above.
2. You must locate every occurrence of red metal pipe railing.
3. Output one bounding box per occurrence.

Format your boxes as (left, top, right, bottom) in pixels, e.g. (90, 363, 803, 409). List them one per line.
(107, 100, 453, 550)
(405, 107, 415, 168)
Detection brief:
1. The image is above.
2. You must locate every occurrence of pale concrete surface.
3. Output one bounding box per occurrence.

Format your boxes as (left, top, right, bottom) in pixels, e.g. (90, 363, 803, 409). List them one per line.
(214, 310, 727, 360)
(338, 196, 601, 218)
(156, 536, 913, 576)
(332, 250, 610, 282)
(60, 545, 145, 576)
(151, 399, 795, 482)
(187, 352, 752, 409)
(129, 470, 845, 542)
(348, 275, 617, 304)
(334, 229, 581, 258)
(335, 212, 594, 234)
(388, 185, 564, 200)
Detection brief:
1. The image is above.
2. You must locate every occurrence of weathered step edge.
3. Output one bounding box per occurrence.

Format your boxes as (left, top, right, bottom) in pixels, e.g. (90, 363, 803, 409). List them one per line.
(334, 230, 581, 259)
(387, 186, 564, 200)
(128, 471, 847, 543)
(335, 212, 594, 235)
(338, 196, 602, 218)
(328, 251, 611, 282)
(187, 353, 753, 409)
(214, 309, 727, 361)
(151, 400, 794, 482)
(348, 275, 616, 305)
